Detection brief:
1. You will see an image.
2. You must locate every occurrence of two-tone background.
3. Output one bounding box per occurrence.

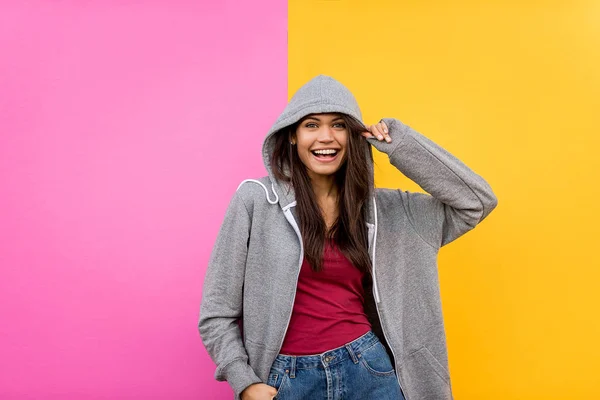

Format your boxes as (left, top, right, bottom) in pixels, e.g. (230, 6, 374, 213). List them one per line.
(1, 1, 599, 399)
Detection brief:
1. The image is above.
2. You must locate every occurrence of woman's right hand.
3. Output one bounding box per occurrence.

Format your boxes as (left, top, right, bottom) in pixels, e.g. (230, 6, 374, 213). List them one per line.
(240, 383, 278, 400)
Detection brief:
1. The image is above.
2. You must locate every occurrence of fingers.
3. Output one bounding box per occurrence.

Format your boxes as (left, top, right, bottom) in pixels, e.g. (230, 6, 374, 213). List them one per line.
(363, 121, 391, 143)
(362, 124, 374, 138)
(376, 120, 391, 143)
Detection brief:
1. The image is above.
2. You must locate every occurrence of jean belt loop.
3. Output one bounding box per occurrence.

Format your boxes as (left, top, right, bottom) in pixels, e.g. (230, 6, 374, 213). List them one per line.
(345, 344, 359, 364)
(290, 356, 296, 378)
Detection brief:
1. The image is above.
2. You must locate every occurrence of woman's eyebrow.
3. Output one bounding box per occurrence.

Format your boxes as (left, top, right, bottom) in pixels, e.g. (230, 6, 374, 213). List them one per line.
(303, 117, 344, 122)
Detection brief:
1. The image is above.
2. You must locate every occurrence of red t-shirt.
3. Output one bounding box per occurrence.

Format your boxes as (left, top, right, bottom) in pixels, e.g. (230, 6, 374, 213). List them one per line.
(279, 240, 372, 355)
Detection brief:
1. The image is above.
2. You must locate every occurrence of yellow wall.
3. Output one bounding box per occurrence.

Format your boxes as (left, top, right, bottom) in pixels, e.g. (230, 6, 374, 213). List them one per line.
(289, 1, 600, 398)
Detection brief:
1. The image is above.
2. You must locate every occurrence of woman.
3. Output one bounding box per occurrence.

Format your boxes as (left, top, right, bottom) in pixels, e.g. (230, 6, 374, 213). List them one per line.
(199, 75, 498, 400)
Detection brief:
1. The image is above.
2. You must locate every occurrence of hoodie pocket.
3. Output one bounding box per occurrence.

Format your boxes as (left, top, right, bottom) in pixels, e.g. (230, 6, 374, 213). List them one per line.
(414, 346, 450, 383)
(402, 346, 452, 400)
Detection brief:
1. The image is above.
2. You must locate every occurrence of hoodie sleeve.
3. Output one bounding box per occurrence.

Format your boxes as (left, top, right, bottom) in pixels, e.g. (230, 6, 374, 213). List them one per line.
(198, 189, 262, 397)
(368, 118, 498, 248)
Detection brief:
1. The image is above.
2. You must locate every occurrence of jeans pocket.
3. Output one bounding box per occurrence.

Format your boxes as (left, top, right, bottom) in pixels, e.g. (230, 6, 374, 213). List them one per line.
(267, 367, 290, 398)
(359, 341, 396, 377)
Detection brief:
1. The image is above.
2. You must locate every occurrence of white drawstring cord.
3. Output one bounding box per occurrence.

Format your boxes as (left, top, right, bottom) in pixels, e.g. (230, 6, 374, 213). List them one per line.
(237, 179, 279, 205)
(372, 196, 381, 303)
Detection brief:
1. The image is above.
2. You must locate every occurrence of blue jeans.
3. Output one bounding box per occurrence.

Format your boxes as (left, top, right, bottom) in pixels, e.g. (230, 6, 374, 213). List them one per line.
(267, 331, 406, 400)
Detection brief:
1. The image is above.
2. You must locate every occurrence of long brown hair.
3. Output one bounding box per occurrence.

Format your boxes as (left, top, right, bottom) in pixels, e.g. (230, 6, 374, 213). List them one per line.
(270, 113, 373, 273)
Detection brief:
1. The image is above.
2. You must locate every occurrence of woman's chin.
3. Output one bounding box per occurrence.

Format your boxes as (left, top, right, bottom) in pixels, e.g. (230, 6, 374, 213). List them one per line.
(307, 164, 343, 178)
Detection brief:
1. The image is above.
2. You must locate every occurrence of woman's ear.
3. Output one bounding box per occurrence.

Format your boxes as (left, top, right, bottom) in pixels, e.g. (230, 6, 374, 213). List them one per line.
(290, 132, 296, 145)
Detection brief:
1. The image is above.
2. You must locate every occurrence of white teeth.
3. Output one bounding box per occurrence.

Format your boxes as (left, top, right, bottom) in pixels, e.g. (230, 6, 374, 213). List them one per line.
(313, 149, 337, 155)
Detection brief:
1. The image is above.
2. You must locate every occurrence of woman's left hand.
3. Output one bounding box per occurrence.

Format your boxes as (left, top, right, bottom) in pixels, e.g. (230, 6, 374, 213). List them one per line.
(362, 120, 391, 143)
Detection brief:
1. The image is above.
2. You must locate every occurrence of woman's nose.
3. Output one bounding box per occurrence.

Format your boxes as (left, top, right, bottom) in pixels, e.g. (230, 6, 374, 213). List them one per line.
(317, 127, 334, 141)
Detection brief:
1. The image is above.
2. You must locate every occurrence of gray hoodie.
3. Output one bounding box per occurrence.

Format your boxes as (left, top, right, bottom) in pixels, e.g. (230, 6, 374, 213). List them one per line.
(199, 75, 498, 400)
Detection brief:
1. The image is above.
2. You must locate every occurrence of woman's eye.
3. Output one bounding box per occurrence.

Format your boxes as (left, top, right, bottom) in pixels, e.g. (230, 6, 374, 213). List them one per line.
(333, 123, 346, 128)
(306, 123, 317, 128)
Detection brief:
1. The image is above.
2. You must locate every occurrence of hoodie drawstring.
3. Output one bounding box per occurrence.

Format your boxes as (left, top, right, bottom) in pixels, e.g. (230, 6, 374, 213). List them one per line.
(237, 179, 279, 205)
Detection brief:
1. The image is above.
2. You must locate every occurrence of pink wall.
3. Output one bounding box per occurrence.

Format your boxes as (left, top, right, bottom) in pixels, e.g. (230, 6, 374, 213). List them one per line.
(0, 2, 286, 398)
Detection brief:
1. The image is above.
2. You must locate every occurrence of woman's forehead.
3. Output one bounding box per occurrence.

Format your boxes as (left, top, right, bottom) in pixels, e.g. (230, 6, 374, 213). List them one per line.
(301, 113, 344, 121)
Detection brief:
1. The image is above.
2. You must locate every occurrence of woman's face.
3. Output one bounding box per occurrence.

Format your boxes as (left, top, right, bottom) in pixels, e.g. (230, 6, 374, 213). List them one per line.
(293, 113, 348, 180)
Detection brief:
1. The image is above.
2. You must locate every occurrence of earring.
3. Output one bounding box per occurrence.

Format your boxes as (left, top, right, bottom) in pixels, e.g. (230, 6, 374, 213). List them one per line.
(290, 141, 296, 145)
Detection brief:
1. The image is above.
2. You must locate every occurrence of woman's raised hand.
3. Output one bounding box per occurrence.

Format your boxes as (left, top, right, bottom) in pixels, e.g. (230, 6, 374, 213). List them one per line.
(240, 383, 278, 400)
(362, 120, 391, 143)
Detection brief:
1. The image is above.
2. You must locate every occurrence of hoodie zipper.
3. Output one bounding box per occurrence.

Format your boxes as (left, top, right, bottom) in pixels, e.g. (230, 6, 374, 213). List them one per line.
(278, 204, 304, 353)
(371, 197, 408, 399)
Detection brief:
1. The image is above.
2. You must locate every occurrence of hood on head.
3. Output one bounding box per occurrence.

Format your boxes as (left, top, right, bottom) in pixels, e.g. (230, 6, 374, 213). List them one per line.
(262, 75, 374, 208)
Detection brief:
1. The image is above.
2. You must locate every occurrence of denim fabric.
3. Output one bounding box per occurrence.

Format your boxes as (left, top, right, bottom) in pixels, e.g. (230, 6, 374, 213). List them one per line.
(267, 331, 406, 400)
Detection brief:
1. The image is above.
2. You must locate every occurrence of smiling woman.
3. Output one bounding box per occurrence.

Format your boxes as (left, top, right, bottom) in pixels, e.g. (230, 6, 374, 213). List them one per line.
(199, 75, 498, 400)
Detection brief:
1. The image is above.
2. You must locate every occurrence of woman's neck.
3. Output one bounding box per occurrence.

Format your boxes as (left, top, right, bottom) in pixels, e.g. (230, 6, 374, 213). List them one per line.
(309, 174, 339, 231)
(309, 174, 338, 202)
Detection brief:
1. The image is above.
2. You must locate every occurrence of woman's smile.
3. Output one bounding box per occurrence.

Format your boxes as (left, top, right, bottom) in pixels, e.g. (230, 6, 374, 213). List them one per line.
(311, 148, 340, 163)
